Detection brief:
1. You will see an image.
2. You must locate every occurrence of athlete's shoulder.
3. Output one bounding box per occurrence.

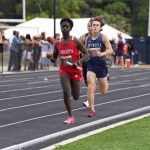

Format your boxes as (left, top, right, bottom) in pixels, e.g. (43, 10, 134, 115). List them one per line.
(102, 34, 109, 41)
(79, 33, 86, 43)
(54, 40, 60, 49)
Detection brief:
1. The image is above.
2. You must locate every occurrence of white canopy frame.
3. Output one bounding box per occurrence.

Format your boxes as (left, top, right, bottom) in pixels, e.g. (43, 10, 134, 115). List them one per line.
(0, 0, 26, 23)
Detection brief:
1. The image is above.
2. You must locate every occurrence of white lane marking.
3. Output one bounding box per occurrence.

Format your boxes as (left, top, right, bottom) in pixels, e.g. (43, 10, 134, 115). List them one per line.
(0, 77, 35, 83)
(0, 90, 63, 101)
(27, 79, 60, 84)
(0, 79, 150, 102)
(0, 71, 149, 87)
(42, 113, 150, 150)
(38, 75, 59, 78)
(120, 75, 131, 77)
(0, 84, 60, 93)
(0, 93, 150, 128)
(0, 74, 59, 83)
(1, 83, 150, 112)
(0, 79, 60, 87)
(4, 71, 57, 78)
(3, 108, 150, 150)
(134, 77, 149, 81)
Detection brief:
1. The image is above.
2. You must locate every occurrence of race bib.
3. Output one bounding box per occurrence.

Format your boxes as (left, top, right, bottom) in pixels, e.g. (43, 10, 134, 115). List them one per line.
(61, 56, 73, 66)
(89, 48, 100, 57)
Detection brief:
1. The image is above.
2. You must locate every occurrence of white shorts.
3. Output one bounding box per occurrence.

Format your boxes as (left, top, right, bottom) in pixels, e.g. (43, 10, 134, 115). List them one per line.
(23, 50, 31, 59)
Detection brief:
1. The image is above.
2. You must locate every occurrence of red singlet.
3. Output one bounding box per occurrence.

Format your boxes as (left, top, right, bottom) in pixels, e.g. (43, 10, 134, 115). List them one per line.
(57, 36, 82, 81)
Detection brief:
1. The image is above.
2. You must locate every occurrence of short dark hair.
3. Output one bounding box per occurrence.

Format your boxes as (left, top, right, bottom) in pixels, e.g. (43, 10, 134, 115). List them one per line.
(60, 18, 73, 29)
(54, 33, 60, 39)
(13, 30, 16, 35)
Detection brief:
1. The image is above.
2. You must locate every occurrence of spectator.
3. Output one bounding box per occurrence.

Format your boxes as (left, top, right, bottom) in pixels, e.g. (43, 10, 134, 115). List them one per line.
(127, 40, 142, 65)
(23, 34, 33, 71)
(47, 36, 57, 67)
(9, 31, 16, 47)
(115, 36, 125, 68)
(41, 32, 46, 40)
(0, 33, 3, 71)
(41, 37, 49, 44)
(9, 31, 16, 70)
(114, 33, 126, 65)
(8, 31, 24, 71)
(1, 31, 6, 41)
(114, 33, 126, 46)
(33, 36, 42, 70)
(0, 32, 8, 73)
(54, 33, 60, 41)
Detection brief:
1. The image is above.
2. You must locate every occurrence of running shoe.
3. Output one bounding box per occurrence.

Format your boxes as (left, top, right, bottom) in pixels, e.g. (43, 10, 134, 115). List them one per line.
(63, 116, 74, 124)
(87, 110, 95, 117)
(107, 74, 110, 81)
(83, 101, 89, 108)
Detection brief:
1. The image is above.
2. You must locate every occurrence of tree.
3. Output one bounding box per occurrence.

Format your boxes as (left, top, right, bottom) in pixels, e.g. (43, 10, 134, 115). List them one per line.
(132, 0, 149, 37)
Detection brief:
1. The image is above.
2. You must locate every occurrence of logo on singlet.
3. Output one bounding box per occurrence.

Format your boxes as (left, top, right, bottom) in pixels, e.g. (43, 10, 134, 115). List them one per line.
(75, 75, 78, 77)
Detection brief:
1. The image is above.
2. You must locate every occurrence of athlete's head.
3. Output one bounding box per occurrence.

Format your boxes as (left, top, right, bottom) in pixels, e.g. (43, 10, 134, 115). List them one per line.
(60, 18, 73, 35)
(87, 18, 94, 34)
(92, 16, 105, 33)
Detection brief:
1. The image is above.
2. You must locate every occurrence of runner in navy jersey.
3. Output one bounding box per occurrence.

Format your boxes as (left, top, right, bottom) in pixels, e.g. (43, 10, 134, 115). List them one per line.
(85, 16, 113, 117)
(79, 18, 96, 108)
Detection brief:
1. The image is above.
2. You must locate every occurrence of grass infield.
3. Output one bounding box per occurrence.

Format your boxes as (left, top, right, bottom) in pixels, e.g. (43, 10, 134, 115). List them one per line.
(54, 116, 150, 150)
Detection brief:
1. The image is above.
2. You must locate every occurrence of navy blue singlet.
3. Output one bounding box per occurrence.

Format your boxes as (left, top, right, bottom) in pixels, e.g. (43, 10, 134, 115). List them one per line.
(87, 34, 108, 78)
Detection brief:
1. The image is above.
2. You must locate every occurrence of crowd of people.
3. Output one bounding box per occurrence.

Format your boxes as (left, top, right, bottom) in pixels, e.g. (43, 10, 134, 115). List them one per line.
(0, 31, 60, 73)
(0, 27, 143, 73)
(114, 33, 143, 68)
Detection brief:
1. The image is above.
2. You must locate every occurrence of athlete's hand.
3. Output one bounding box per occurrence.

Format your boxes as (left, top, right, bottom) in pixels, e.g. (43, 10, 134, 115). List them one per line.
(72, 61, 78, 69)
(97, 51, 103, 57)
(47, 54, 53, 59)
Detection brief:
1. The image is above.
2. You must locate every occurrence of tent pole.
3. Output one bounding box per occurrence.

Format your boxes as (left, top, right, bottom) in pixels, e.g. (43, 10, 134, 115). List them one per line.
(54, 0, 56, 38)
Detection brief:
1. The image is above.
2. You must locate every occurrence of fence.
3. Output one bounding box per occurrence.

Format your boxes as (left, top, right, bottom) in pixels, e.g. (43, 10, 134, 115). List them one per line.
(0, 37, 150, 73)
(0, 43, 59, 73)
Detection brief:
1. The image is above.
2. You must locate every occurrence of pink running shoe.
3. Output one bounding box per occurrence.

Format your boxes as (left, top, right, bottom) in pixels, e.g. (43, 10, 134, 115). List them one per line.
(63, 116, 74, 124)
(87, 110, 95, 117)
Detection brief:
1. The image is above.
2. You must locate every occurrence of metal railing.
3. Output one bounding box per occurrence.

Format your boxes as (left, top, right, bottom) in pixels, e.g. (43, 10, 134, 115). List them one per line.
(0, 43, 59, 73)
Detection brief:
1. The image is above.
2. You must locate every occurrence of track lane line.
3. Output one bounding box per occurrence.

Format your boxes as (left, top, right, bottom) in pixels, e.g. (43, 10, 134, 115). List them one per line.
(0, 93, 150, 128)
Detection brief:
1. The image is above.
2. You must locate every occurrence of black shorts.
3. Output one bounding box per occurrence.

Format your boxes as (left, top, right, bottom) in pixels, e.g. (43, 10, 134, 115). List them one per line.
(82, 65, 87, 83)
(116, 51, 124, 57)
(0, 44, 3, 53)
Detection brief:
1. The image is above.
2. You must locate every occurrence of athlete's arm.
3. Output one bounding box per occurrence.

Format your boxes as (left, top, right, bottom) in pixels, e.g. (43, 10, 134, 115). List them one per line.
(85, 37, 89, 49)
(79, 34, 85, 43)
(74, 37, 89, 65)
(97, 35, 113, 57)
(47, 41, 59, 63)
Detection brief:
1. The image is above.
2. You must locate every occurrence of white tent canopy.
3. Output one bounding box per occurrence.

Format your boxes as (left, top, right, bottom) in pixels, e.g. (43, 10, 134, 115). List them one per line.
(3, 18, 132, 41)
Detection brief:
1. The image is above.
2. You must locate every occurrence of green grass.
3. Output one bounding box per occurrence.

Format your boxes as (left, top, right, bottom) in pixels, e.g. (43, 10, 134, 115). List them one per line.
(54, 116, 150, 150)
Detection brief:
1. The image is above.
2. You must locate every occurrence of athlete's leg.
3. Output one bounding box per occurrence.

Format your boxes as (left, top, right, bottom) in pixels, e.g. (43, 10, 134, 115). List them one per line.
(115, 56, 119, 66)
(83, 65, 88, 87)
(60, 74, 72, 116)
(120, 56, 124, 67)
(97, 77, 108, 94)
(87, 71, 96, 111)
(71, 80, 81, 100)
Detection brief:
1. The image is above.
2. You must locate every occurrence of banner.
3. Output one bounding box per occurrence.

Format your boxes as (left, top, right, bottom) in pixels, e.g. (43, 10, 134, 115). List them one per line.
(148, 0, 150, 36)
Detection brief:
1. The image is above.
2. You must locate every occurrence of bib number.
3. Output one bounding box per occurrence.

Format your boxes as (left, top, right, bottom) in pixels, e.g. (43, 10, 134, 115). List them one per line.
(61, 57, 73, 66)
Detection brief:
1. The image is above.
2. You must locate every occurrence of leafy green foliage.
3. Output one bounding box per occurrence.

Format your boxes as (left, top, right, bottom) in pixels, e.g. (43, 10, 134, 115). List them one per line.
(0, 0, 149, 37)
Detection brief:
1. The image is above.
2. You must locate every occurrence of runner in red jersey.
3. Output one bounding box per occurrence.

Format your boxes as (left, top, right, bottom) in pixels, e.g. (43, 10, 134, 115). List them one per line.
(47, 18, 89, 124)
